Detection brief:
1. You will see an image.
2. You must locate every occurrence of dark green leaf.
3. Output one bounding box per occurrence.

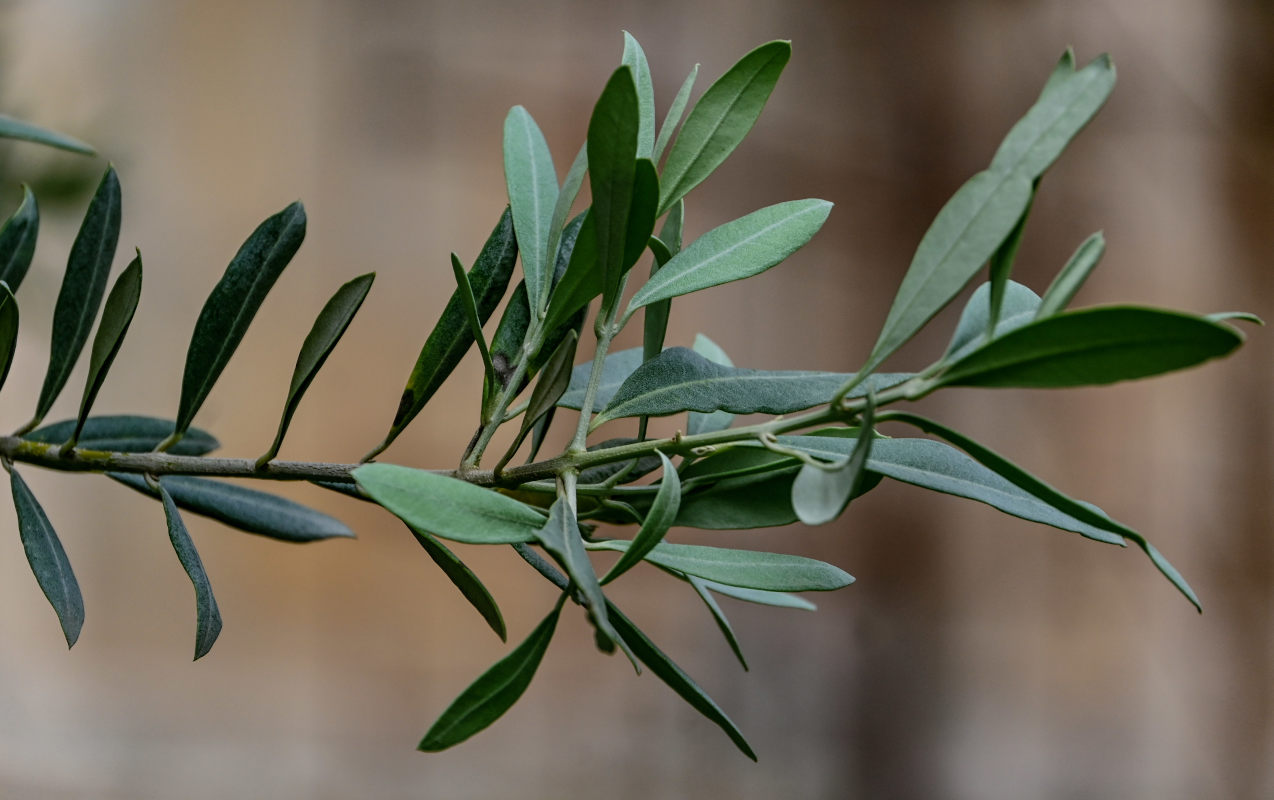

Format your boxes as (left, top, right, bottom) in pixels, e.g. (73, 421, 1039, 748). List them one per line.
(528, 211, 588, 377)
(353, 463, 542, 544)
(522, 329, 577, 434)
(542, 212, 598, 335)
(109, 473, 354, 543)
(589, 539, 852, 592)
(652, 64, 699, 164)
(409, 524, 506, 641)
(0, 113, 94, 154)
(696, 579, 816, 611)
(944, 280, 1041, 361)
(534, 497, 616, 648)
(490, 281, 531, 388)
(157, 481, 222, 660)
(791, 394, 875, 526)
(0, 185, 38, 292)
(601, 452, 680, 583)
(687, 333, 733, 435)
(27, 416, 218, 455)
(588, 66, 640, 307)
(450, 252, 498, 414)
(11, 466, 83, 646)
(69, 253, 142, 446)
(503, 106, 558, 309)
(1036, 232, 1104, 318)
(540, 145, 588, 313)
(419, 596, 564, 751)
(559, 346, 645, 410)
(622, 32, 656, 159)
(642, 201, 684, 365)
(658, 40, 790, 216)
(174, 201, 305, 438)
(258, 272, 374, 465)
(621, 159, 660, 290)
(0, 283, 17, 394)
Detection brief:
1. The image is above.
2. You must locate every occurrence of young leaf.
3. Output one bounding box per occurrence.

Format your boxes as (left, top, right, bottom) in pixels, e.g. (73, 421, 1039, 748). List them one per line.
(588, 66, 640, 307)
(607, 600, 756, 760)
(688, 575, 748, 670)
(642, 201, 685, 365)
(986, 189, 1033, 331)
(69, 252, 142, 446)
(109, 473, 354, 543)
(352, 463, 543, 544)
(534, 497, 617, 648)
(943, 280, 1042, 361)
(450, 252, 498, 414)
(409, 524, 506, 641)
(1036, 232, 1104, 318)
(626, 199, 832, 313)
(503, 106, 558, 310)
(622, 32, 656, 159)
(588, 540, 852, 592)
(0, 283, 17, 394)
(29, 166, 121, 430)
(658, 40, 791, 215)
(0, 185, 38, 292)
(540, 145, 588, 310)
(933, 306, 1244, 390)
(27, 416, 218, 455)
(694, 579, 816, 611)
(10, 466, 83, 646)
(791, 394, 875, 526)
(157, 481, 222, 660)
(601, 452, 680, 583)
(418, 596, 565, 752)
(257, 272, 374, 466)
(687, 333, 734, 436)
(559, 346, 645, 411)
(0, 113, 94, 154)
(173, 201, 306, 439)
(652, 64, 699, 164)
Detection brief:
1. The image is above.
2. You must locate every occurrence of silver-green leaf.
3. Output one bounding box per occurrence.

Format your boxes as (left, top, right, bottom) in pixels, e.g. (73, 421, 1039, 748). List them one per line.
(534, 497, 616, 648)
(503, 106, 558, 310)
(0, 113, 94, 154)
(1036, 232, 1105, 318)
(601, 452, 680, 584)
(621, 32, 656, 159)
(588, 539, 852, 592)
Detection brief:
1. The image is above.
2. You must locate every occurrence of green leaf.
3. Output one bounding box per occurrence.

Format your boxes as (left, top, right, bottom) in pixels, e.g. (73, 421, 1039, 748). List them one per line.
(607, 600, 755, 760)
(652, 64, 699, 164)
(1207, 311, 1263, 326)
(109, 473, 354, 543)
(622, 32, 656, 159)
(594, 346, 911, 426)
(791, 394, 875, 526)
(499, 330, 579, 469)
(601, 452, 680, 583)
(68, 252, 142, 446)
(0, 113, 94, 154)
(542, 212, 599, 335)
(419, 596, 564, 752)
(688, 575, 748, 670)
(933, 306, 1244, 390)
(1041, 48, 1077, 95)
(986, 190, 1033, 331)
(875, 411, 1201, 610)
(540, 145, 588, 312)
(1036, 232, 1104, 318)
(490, 281, 531, 388)
(450, 252, 498, 414)
(353, 463, 542, 544)
(258, 272, 374, 465)
(642, 201, 685, 365)
(577, 438, 664, 485)
(588, 66, 640, 307)
(658, 40, 790, 215)
(944, 280, 1041, 361)
(687, 333, 734, 435)
(694, 579, 816, 611)
(0, 283, 17, 394)
(627, 199, 832, 313)
(409, 524, 506, 641)
(534, 497, 617, 648)
(174, 201, 306, 439)
(588, 539, 852, 592)
(10, 466, 83, 647)
(27, 416, 218, 455)
(859, 169, 1032, 378)
(30, 166, 121, 429)
(157, 481, 222, 660)
(503, 106, 558, 310)
(0, 185, 38, 292)
(559, 346, 645, 410)
(622, 159, 660, 287)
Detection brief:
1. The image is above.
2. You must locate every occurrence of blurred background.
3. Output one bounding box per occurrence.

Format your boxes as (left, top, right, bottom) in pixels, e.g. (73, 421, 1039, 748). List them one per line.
(0, 0, 1270, 797)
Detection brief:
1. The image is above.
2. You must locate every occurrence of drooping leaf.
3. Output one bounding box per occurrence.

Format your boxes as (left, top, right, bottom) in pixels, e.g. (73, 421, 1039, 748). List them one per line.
(588, 539, 852, 592)
(559, 347, 645, 410)
(27, 416, 218, 455)
(69, 253, 142, 446)
(11, 466, 84, 646)
(352, 463, 542, 544)
(687, 575, 748, 670)
(29, 166, 121, 430)
(588, 66, 640, 308)
(626, 199, 832, 313)
(409, 524, 506, 641)
(0, 283, 17, 394)
(0, 185, 38, 292)
(943, 280, 1042, 361)
(932, 306, 1244, 390)
(622, 32, 656, 159)
(652, 64, 699, 164)
(109, 473, 354, 543)
(503, 106, 558, 310)
(791, 394, 875, 526)
(642, 201, 685, 365)
(534, 497, 616, 648)
(173, 201, 306, 439)
(418, 596, 564, 752)
(258, 272, 374, 465)
(157, 481, 222, 660)
(607, 600, 756, 760)
(1036, 232, 1104, 318)
(658, 40, 790, 215)
(687, 333, 734, 435)
(601, 452, 680, 583)
(694, 579, 816, 611)
(0, 113, 94, 154)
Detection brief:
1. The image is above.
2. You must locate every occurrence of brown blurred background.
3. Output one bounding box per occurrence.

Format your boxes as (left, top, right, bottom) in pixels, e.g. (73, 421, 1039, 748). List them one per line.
(0, 1, 1270, 797)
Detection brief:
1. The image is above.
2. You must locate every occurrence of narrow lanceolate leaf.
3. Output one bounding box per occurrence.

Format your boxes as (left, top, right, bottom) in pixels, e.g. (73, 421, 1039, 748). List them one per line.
(419, 596, 564, 752)
(875, 411, 1201, 610)
(643, 201, 685, 365)
(607, 601, 756, 760)
(258, 272, 374, 466)
(658, 41, 790, 215)
(859, 169, 1032, 379)
(622, 32, 656, 158)
(534, 497, 617, 648)
(933, 306, 1244, 390)
(409, 525, 506, 641)
(27, 416, 218, 455)
(990, 53, 1115, 180)
(174, 201, 305, 438)
(695, 579, 816, 611)
(1207, 311, 1264, 326)
(0, 113, 94, 154)
(0, 185, 38, 292)
(593, 346, 911, 426)
(652, 64, 699, 164)
(158, 482, 222, 660)
(450, 253, 498, 414)
(31, 166, 121, 428)
(792, 394, 875, 526)
(627, 199, 832, 313)
(353, 463, 543, 545)
(542, 212, 600, 335)
(69, 253, 142, 446)
(687, 575, 749, 670)
(504, 107, 558, 309)
(1036, 232, 1104, 318)
(0, 284, 17, 394)
(499, 330, 578, 469)
(602, 452, 680, 583)
(109, 474, 354, 543)
(11, 466, 83, 646)
(987, 189, 1033, 332)
(559, 346, 645, 410)
(588, 66, 640, 307)
(490, 281, 531, 388)
(943, 280, 1042, 362)
(687, 333, 733, 436)
(541, 145, 588, 310)
(589, 540, 852, 592)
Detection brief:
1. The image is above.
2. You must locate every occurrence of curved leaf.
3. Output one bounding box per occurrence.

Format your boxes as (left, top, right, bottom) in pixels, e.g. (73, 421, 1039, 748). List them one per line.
(409, 524, 506, 641)
(11, 466, 83, 646)
(944, 280, 1041, 361)
(534, 497, 616, 648)
(694, 580, 816, 611)
(504, 106, 558, 309)
(688, 575, 748, 670)
(602, 452, 680, 583)
(652, 64, 699, 164)
(1036, 232, 1104, 318)
(27, 416, 218, 455)
(157, 482, 222, 660)
(0, 283, 17, 394)
(70, 252, 142, 446)
(0, 185, 38, 292)
(0, 113, 94, 154)
(559, 346, 645, 410)
(791, 395, 875, 526)
(622, 32, 656, 159)
(588, 539, 852, 592)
